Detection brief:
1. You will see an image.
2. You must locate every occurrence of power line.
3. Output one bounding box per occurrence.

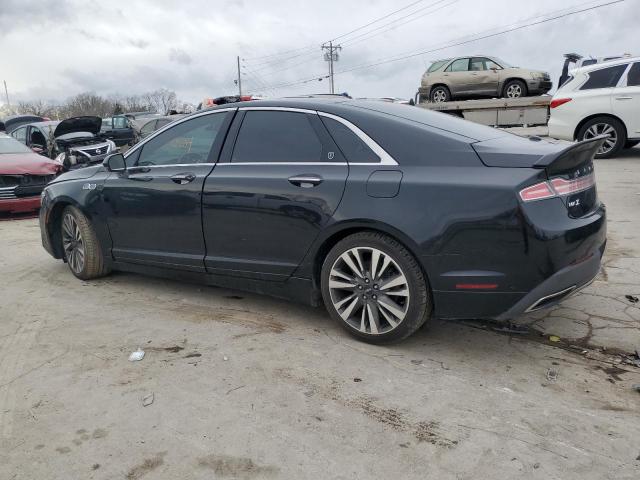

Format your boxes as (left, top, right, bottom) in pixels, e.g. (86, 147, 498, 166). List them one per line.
(261, 0, 624, 91)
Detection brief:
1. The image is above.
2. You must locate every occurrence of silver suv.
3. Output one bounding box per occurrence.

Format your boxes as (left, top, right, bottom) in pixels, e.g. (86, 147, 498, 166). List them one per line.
(420, 56, 552, 103)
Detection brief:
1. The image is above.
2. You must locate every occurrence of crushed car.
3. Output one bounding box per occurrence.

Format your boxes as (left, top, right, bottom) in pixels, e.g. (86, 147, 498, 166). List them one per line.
(10, 116, 117, 171)
(0, 133, 61, 213)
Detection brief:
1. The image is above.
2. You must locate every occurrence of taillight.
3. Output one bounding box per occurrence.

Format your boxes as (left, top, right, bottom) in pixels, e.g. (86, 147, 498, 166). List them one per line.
(519, 172, 595, 202)
(519, 181, 556, 201)
(550, 98, 572, 108)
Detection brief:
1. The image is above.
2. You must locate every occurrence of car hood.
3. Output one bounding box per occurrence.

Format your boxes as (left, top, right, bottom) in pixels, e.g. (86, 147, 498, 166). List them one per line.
(49, 164, 103, 184)
(0, 153, 62, 175)
(54, 116, 102, 138)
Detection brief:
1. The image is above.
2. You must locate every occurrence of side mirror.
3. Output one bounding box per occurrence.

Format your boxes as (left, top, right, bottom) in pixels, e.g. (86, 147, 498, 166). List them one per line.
(103, 153, 126, 172)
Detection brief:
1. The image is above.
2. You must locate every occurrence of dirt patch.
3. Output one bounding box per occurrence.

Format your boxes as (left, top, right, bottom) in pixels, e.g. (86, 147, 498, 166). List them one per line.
(147, 345, 184, 353)
(92, 428, 108, 439)
(126, 452, 167, 480)
(197, 454, 279, 478)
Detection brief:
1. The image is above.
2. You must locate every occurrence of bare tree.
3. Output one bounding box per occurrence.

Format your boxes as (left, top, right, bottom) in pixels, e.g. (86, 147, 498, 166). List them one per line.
(142, 88, 177, 114)
(17, 99, 57, 118)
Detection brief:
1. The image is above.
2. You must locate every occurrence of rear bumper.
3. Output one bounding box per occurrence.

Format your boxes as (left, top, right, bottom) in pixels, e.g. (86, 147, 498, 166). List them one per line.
(0, 197, 41, 213)
(548, 115, 576, 141)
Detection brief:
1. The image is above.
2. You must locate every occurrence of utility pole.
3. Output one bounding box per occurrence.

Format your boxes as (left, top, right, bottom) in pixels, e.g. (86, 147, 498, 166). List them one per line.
(322, 41, 342, 94)
(236, 56, 242, 96)
(3, 80, 9, 107)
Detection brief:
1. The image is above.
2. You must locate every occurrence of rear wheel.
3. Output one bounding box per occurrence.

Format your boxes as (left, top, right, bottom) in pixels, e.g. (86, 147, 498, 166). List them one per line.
(577, 116, 626, 159)
(61, 206, 110, 280)
(321, 232, 431, 344)
(502, 79, 527, 98)
(430, 86, 451, 103)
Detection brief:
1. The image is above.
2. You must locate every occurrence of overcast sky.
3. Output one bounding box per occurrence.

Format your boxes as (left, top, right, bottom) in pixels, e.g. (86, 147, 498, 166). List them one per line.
(1, 0, 637, 106)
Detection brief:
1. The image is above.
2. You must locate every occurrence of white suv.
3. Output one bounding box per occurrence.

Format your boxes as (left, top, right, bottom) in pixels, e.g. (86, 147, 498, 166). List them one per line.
(549, 57, 640, 158)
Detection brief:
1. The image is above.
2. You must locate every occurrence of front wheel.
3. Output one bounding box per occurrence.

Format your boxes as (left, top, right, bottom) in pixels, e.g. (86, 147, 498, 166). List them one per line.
(321, 232, 431, 344)
(502, 79, 527, 98)
(61, 206, 110, 280)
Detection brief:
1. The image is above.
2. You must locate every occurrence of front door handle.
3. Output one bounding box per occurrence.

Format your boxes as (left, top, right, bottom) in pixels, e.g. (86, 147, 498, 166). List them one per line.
(171, 173, 196, 185)
(288, 174, 323, 188)
(615, 96, 632, 100)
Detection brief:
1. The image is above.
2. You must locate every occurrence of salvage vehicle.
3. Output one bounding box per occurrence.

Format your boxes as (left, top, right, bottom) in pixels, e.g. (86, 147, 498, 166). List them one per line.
(11, 116, 117, 170)
(421, 56, 552, 102)
(559, 52, 634, 87)
(549, 57, 640, 158)
(39, 99, 606, 344)
(0, 114, 48, 134)
(134, 115, 184, 139)
(0, 133, 61, 213)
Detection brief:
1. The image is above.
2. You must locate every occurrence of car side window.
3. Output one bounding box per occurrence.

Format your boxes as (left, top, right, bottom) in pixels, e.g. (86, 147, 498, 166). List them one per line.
(12, 127, 27, 144)
(445, 58, 469, 72)
(470, 58, 486, 71)
(231, 111, 322, 163)
(320, 117, 379, 164)
(626, 62, 640, 86)
(140, 120, 156, 136)
(581, 64, 628, 90)
(136, 113, 227, 166)
(113, 116, 129, 129)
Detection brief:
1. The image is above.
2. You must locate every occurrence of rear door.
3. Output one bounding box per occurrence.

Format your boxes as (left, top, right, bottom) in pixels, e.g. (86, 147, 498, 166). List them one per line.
(202, 107, 348, 280)
(612, 62, 640, 140)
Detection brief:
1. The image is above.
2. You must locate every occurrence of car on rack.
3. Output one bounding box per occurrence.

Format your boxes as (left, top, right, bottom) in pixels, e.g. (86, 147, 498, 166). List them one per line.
(0, 133, 61, 213)
(39, 98, 606, 344)
(11, 116, 117, 169)
(0, 114, 48, 134)
(549, 57, 640, 158)
(420, 56, 552, 103)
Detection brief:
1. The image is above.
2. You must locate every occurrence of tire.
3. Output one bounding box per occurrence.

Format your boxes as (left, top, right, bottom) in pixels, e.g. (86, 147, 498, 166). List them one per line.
(430, 86, 451, 103)
(61, 205, 110, 280)
(502, 79, 527, 98)
(625, 140, 639, 149)
(320, 231, 431, 344)
(577, 116, 626, 159)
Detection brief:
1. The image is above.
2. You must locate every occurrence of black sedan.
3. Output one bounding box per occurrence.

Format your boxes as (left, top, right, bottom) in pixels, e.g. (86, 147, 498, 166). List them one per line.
(39, 99, 606, 343)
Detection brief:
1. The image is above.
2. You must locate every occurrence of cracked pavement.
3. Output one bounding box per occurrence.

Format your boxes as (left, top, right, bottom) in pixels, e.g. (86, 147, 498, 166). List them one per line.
(1, 149, 639, 479)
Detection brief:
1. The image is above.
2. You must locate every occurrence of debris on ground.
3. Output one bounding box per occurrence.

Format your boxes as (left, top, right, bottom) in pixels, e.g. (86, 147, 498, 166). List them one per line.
(353, 378, 362, 382)
(625, 295, 639, 303)
(223, 355, 229, 361)
(142, 393, 154, 407)
(546, 368, 558, 382)
(491, 323, 529, 334)
(632, 384, 640, 393)
(128, 348, 145, 362)
(549, 335, 561, 343)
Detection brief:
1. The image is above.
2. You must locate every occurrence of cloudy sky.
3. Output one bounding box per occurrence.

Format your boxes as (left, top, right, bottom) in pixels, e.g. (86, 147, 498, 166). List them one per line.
(1, 0, 637, 106)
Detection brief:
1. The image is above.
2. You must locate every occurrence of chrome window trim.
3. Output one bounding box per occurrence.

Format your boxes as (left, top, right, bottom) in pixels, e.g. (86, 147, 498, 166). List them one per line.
(123, 107, 237, 160)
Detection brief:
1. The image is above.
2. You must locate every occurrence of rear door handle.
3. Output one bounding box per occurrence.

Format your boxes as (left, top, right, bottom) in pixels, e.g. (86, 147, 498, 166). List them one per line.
(288, 174, 323, 188)
(171, 173, 196, 185)
(615, 96, 632, 100)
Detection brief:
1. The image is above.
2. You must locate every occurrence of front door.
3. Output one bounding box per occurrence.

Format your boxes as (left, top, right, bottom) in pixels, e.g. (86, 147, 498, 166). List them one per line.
(102, 110, 234, 271)
(469, 57, 500, 96)
(613, 62, 640, 139)
(202, 108, 348, 280)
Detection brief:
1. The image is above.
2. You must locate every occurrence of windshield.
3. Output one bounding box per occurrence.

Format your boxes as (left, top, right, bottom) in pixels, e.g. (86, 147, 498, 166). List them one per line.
(0, 136, 33, 154)
(427, 60, 451, 72)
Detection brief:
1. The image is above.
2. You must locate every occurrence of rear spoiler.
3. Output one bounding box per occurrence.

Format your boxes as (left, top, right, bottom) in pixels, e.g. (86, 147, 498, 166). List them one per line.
(534, 136, 606, 174)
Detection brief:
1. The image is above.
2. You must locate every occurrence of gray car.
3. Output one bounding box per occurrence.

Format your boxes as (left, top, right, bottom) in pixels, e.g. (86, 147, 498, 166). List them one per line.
(420, 56, 552, 103)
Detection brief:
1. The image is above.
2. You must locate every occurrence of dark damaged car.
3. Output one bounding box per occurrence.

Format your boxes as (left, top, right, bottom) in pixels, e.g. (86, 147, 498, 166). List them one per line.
(11, 116, 117, 171)
(39, 99, 606, 344)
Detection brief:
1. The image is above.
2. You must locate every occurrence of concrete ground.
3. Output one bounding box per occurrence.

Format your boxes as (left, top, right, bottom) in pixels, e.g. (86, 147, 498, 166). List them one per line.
(1, 150, 639, 480)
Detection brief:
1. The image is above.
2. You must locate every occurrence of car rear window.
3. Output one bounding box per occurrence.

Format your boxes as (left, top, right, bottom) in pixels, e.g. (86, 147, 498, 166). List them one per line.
(627, 62, 640, 86)
(580, 64, 628, 90)
(427, 60, 449, 72)
(320, 117, 379, 163)
(232, 111, 322, 163)
(0, 136, 33, 154)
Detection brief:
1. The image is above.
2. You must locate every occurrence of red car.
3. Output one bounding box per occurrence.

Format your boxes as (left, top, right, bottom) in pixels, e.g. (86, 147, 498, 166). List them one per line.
(0, 133, 61, 213)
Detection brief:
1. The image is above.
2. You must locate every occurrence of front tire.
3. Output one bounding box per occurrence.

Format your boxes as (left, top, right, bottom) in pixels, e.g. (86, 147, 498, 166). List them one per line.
(502, 79, 527, 98)
(577, 116, 626, 159)
(321, 232, 431, 344)
(61, 206, 110, 280)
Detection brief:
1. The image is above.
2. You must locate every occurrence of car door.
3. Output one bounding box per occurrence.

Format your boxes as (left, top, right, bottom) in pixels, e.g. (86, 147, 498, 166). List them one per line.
(201, 107, 348, 280)
(443, 58, 471, 96)
(10, 126, 28, 145)
(103, 116, 134, 146)
(612, 62, 640, 140)
(102, 109, 235, 271)
(469, 57, 501, 96)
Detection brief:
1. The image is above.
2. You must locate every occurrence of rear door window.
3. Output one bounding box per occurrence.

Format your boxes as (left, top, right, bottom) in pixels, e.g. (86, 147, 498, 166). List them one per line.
(445, 58, 469, 72)
(626, 62, 640, 86)
(231, 111, 322, 163)
(581, 64, 628, 90)
(11, 126, 27, 144)
(320, 117, 379, 164)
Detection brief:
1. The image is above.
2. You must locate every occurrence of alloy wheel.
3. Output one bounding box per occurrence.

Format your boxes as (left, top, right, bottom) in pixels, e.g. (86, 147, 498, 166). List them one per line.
(328, 247, 410, 335)
(505, 84, 523, 98)
(583, 123, 617, 155)
(62, 213, 85, 274)
(432, 89, 447, 103)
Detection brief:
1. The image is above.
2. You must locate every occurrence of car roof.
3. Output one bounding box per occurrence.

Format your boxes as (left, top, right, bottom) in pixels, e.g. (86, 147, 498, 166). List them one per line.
(573, 56, 640, 74)
(18, 120, 60, 129)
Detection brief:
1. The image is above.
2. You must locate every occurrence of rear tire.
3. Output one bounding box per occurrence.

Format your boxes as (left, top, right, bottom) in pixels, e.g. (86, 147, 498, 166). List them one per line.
(321, 232, 431, 344)
(430, 86, 451, 103)
(61, 206, 110, 280)
(577, 116, 626, 159)
(502, 79, 527, 98)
